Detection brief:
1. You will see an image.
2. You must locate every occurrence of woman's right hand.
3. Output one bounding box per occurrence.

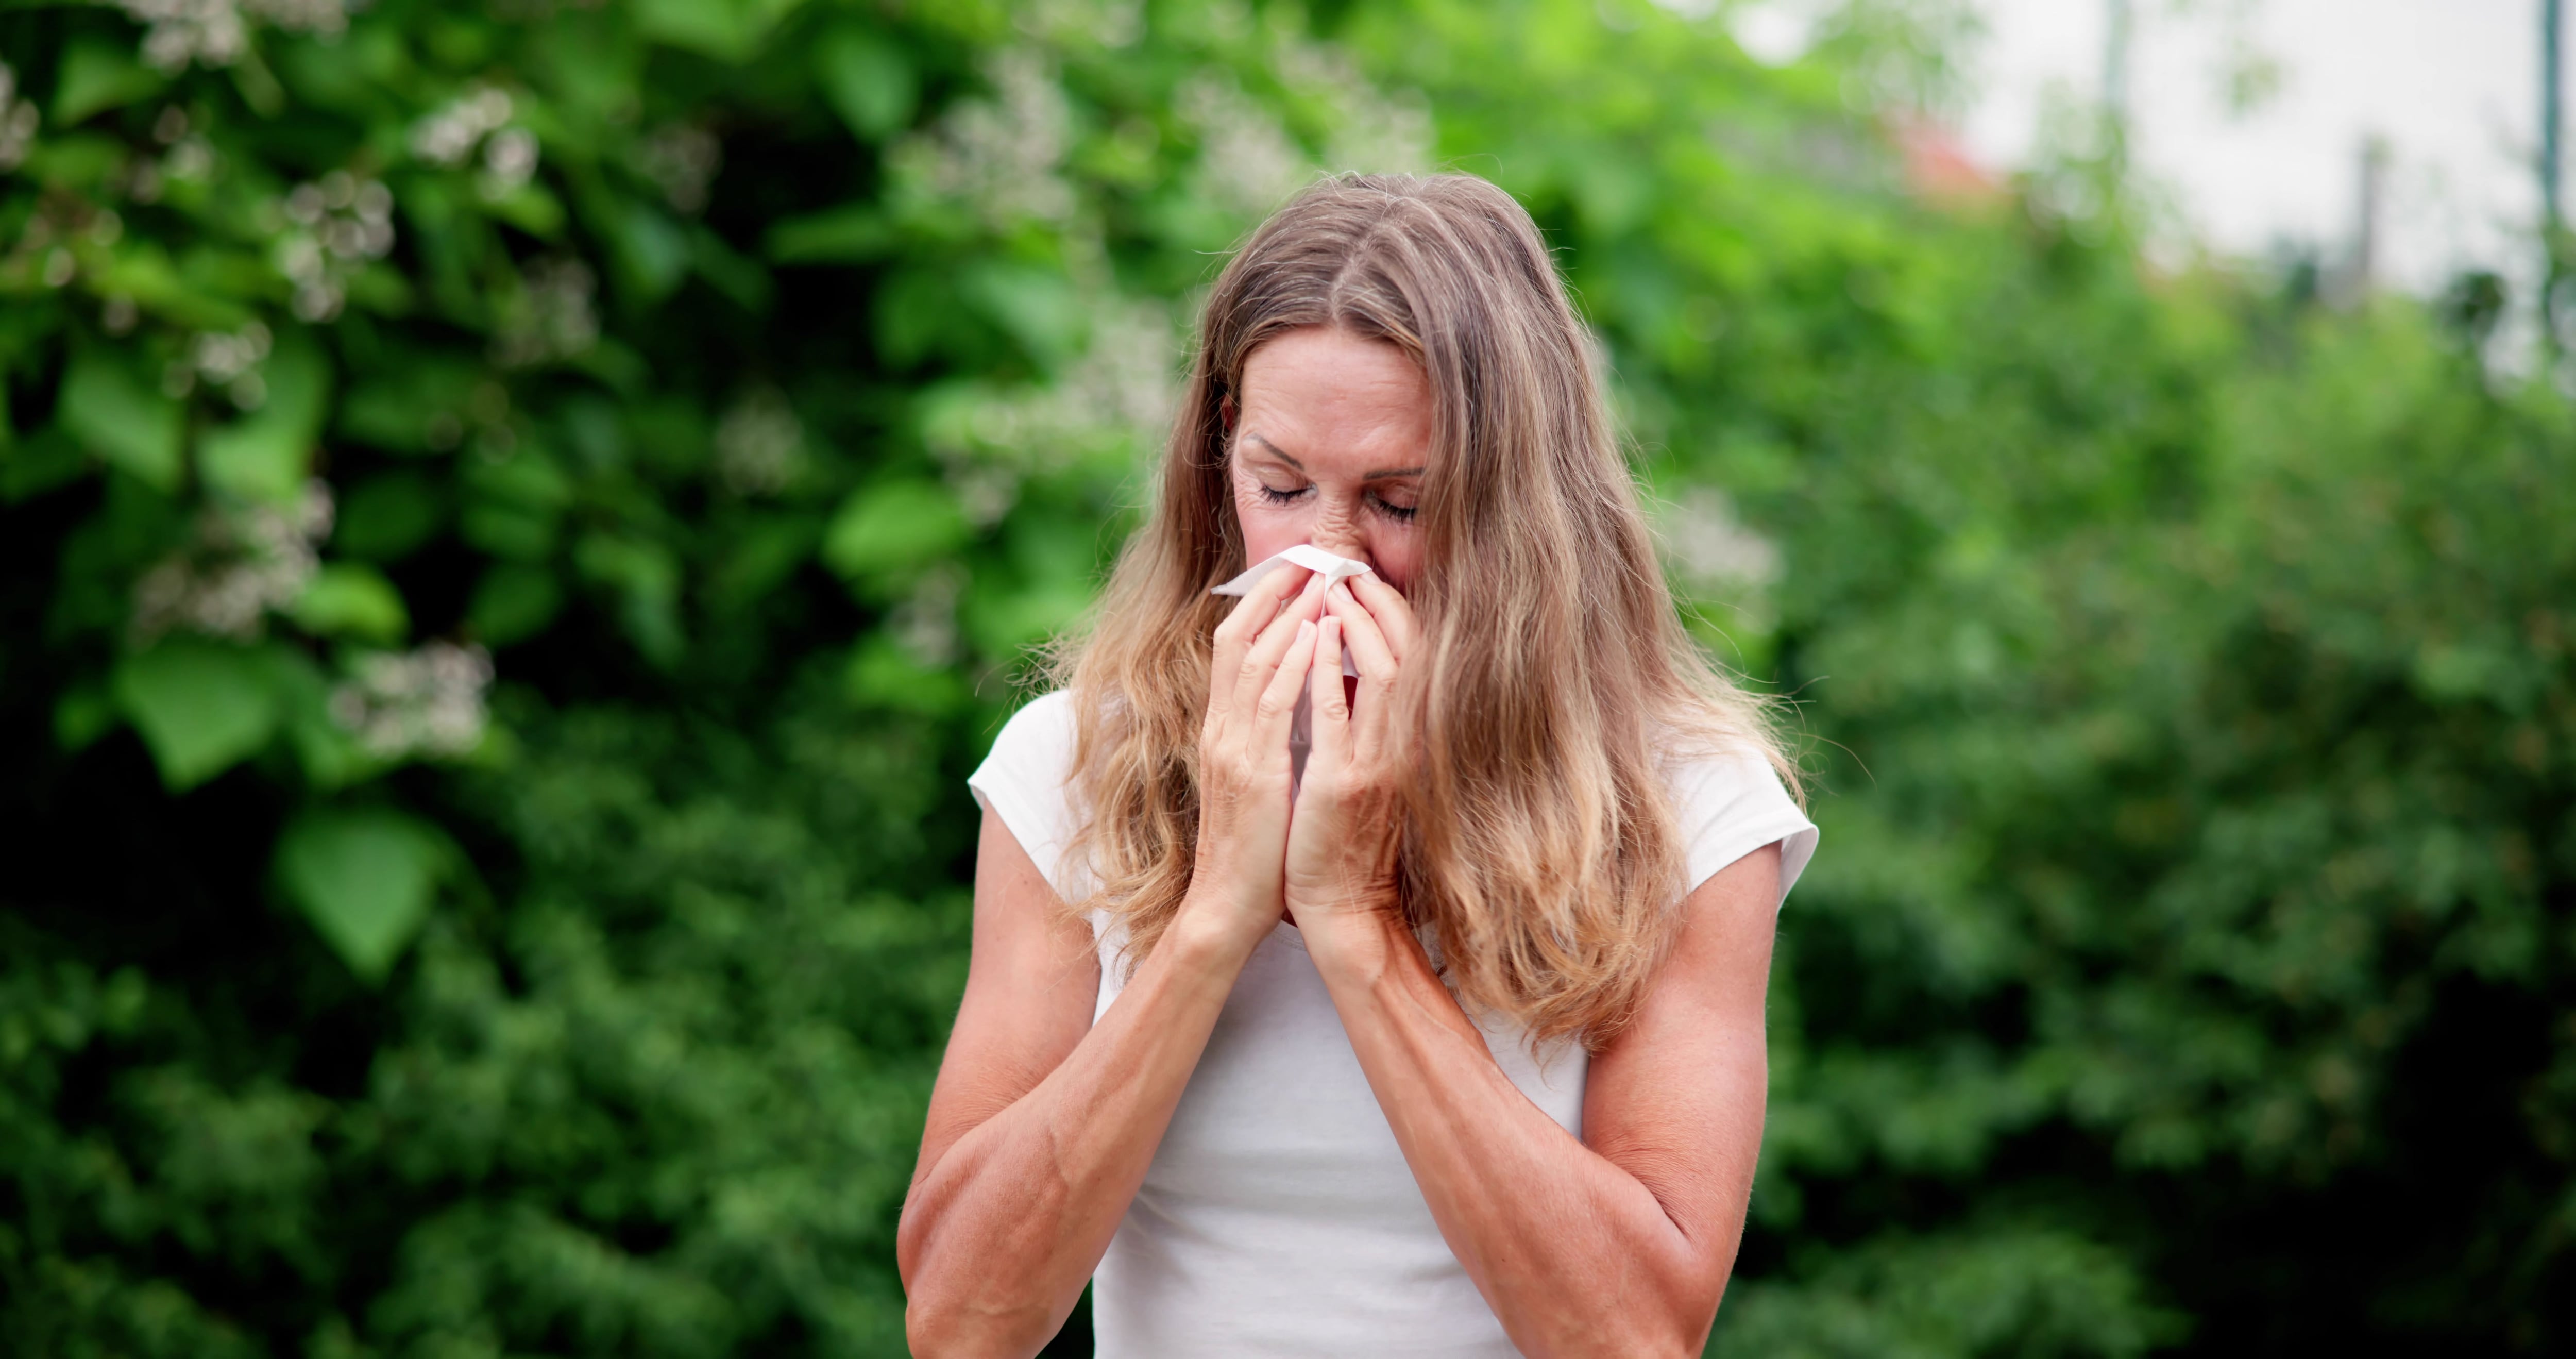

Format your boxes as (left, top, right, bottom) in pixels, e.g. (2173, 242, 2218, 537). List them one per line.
(1185, 565, 1328, 949)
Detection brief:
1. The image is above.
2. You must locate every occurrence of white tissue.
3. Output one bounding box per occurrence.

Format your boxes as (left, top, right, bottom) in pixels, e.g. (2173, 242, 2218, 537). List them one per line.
(1210, 543, 1376, 598)
(1211, 545, 1369, 678)
(1211, 546, 1375, 788)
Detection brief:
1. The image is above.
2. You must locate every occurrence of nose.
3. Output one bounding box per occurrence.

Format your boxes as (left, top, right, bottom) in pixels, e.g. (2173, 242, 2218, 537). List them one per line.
(1307, 522, 1369, 568)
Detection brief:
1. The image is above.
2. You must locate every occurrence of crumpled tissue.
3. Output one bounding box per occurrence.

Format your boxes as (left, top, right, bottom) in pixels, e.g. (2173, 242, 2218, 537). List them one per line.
(1212, 545, 1376, 784)
(1212, 544, 1370, 677)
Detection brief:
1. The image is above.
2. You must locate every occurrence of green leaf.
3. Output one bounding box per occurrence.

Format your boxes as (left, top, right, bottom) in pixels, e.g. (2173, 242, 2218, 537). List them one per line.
(337, 362, 480, 454)
(52, 40, 166, 126)
(689, 224, 772, 313)
(844, 635, 967, 715)
(709, 512, 821, 607)
(333, 471, 448, 561)
(484, 182, 568, 238)
(112, 642, 282, 790)
(613, 202, 692, 303)
(821, 480, 970, 581)
(274, 809, 444, 982)
(466, 563, 565, 647)
(3, 426, 92, 502)
(633, 0, 809, 63)
(287, 563, 410, 642)
(60, 350, 184, 491)
(573, 533, 683, 665)
(765, 203, 893, 264)
(52, 683, 119, 752)
(961, 262, 1087, 366)
(818, 26, 916, 139)
(198, 338, 332, 501)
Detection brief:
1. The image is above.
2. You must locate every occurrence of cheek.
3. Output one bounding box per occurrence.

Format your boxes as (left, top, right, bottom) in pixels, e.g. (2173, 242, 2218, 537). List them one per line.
(1366, 529, 1421, 594)
(1232, 481, 1305, 563)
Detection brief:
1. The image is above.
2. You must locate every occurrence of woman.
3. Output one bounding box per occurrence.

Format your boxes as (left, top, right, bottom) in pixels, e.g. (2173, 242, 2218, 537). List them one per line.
(898, 173, 1817, 1358)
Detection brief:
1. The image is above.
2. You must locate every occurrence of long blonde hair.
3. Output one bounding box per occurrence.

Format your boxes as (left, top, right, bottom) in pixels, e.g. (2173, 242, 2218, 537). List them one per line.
(1054, 173, 1793, 1049)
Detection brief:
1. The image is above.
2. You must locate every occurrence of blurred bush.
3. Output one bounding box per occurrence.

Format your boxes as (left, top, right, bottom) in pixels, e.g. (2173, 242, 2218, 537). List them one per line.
(0, 0, 2568, 1355)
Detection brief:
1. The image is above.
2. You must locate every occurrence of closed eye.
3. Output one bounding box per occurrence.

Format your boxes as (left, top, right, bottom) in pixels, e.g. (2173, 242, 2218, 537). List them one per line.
(1370, 492, 1417, 522)
(1256, 482, 1311, 506)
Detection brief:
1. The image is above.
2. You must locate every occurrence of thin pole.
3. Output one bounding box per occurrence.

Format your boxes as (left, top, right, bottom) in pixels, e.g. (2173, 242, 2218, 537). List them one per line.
(2547, 0, 2564, 353)
(2548, 0, 2564, 229)
(2104, 0, 2133, 163)
(2357, 134, 2388, 297)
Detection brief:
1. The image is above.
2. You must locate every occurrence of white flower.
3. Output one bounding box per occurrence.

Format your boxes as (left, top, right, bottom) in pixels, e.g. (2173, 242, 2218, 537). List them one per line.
(410, 86, 514, 167)
(1661, 488, 1782, 598)
(926, 297, 1177, 520)
(714, 389, 806, 496)
(891, 48, 1075, 227)
(480, 126, 539, 195)
(490, 257, 598, 368)
(131, 480, 333, 643)
(276, 173, 394, 321)
(327, 642, 494, 760)
(890, 565, 967, 667)
(637, 123, 722, 213)
(1282, 44, 1434, 177)
(0, 63, 40, 171)
(1177, 71, 1308, 219)
(111, 0, 347, 74)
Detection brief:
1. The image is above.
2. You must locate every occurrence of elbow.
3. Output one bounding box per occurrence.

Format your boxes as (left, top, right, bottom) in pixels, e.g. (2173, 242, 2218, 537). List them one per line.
(899, 1190, 1076, 1358)
(903, 1297, 981, 1359)
(904, 1289, 1065, 1359)
(901, 1235, 1065, 1359)
(1547, 1262, 1727, 1359)
(1517, 1297, 1709, 1359)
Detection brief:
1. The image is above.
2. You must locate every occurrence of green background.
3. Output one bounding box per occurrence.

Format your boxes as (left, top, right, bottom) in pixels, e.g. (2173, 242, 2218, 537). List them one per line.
(2, 0, 2569, 1354)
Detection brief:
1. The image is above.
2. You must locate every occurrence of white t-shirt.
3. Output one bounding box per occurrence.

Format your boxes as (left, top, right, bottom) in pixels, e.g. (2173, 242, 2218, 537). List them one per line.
(967, 690, 1817, 1357)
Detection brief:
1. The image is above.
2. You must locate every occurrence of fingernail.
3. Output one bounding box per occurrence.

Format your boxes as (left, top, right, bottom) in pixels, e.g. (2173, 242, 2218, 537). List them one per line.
(1295, 619, 1315, 642)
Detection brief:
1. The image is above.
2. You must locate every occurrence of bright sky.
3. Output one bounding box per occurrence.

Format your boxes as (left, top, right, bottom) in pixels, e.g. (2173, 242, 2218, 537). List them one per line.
(1730, 0, 2546, 297)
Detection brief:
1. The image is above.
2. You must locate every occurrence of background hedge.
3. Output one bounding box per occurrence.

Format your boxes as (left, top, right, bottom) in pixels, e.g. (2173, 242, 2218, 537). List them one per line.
(2, 1, 2569, 1354)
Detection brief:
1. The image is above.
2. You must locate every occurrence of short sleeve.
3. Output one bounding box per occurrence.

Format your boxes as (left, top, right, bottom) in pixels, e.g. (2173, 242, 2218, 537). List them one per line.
(966, 690, 1086, 899)
(1667, 747, 1818, 910)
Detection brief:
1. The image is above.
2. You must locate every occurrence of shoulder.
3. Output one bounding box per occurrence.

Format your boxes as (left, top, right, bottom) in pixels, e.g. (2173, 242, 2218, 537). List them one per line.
(968, 690, 1086, 895)
(988, 688, 1079, 763)
(1660, 737, 1818, 908)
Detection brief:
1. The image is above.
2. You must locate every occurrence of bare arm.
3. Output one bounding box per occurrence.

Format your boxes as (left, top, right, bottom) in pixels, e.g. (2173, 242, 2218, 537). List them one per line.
(1286, 578, 1780, 1357)
(896, 809, 1264, 1357)
(1302, 848, 1780, 1359)
(899, 565, 1332, 1358)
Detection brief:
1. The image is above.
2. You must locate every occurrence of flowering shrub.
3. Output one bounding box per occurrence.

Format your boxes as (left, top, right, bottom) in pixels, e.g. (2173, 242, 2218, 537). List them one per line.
(3, 0, 2570, 1354)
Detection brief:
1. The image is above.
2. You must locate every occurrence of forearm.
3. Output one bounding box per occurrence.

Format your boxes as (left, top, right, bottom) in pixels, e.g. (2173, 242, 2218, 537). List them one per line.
(900, 916, 1251, 1357)
(1307, 918, 1728, 1359)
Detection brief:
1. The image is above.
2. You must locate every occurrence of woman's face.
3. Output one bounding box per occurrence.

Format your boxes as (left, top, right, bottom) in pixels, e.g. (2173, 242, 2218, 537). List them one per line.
(1228, 326, 1431, 594)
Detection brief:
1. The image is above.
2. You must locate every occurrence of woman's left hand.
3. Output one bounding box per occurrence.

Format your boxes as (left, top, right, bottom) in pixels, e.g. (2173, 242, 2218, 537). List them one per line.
(1283, 574, 1417, 936)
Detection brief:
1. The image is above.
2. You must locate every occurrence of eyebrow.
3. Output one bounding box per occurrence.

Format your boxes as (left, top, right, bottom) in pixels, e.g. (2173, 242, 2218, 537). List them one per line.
(1240, 431, 1425, 481)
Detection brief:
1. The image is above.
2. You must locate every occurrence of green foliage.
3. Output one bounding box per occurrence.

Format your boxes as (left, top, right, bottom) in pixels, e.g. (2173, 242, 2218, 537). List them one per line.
(273, 808, 446, 983)
(2, 0, 2569, 1355)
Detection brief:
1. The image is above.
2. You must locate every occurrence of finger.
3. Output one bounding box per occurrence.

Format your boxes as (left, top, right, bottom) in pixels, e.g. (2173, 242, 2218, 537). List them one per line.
(1252, 618, 1319, 758)
(1346, 574, 1417, 662)
(1326, 584, 1401, 684)
(1307, 613, 1350, 768)
(1233, 569, 1327, 719)
(1327, 586, 1402, 756)
(1210, 560, 1310, 693)
(1211, 565, 1309, 727)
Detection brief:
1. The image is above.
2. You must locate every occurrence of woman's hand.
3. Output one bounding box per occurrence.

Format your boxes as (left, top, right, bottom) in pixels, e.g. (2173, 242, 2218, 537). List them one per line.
(1284, 575, 1417, 937)
(1184, 564, 1328, 950)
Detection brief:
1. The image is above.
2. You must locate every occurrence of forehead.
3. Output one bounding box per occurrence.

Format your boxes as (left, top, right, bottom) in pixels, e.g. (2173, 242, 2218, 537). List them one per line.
(1235, 327, 1431, 467)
